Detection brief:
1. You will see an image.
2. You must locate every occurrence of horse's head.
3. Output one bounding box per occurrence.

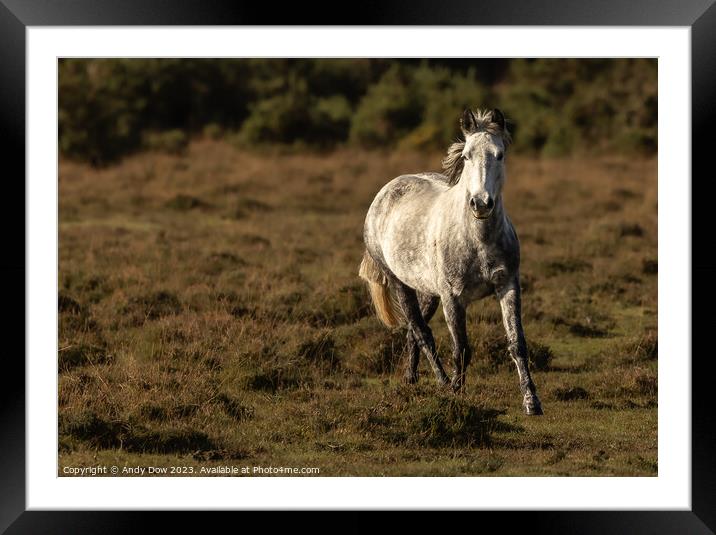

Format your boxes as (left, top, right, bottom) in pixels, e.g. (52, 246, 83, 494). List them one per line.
(457, 108, 511, 219)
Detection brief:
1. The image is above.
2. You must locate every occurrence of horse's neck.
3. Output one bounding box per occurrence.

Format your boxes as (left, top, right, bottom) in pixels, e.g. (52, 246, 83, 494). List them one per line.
(474, 201, 506, 246)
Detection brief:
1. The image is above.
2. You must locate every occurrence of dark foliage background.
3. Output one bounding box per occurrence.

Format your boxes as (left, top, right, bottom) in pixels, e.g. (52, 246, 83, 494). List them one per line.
(59, 58, 657, 165)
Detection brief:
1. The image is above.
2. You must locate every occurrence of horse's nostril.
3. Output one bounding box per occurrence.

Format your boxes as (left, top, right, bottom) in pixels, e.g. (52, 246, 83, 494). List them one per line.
(470, 196, 494, 212)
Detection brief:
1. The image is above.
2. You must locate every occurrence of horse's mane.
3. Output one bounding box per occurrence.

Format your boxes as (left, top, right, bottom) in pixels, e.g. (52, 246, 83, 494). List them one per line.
(441, 109, 512, 186)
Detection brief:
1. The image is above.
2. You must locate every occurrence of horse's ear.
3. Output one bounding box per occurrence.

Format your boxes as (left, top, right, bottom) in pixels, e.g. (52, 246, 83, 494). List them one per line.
(460, 109, 478, 135)
(490, 108, 506, 131)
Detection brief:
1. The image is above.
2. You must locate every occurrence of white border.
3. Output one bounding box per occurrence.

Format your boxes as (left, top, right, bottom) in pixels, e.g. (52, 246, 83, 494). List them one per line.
(27, 27, 690, 510)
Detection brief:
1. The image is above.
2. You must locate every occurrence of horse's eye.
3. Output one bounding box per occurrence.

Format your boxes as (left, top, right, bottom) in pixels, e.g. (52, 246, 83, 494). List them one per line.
(496, 151, 504, 161)
(463, 154, 469, 161)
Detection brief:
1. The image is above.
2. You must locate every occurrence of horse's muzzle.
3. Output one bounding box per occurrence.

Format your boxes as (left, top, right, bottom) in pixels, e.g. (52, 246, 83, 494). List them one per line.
(471, 209, 492, 220)
(469, 195, 494, 219)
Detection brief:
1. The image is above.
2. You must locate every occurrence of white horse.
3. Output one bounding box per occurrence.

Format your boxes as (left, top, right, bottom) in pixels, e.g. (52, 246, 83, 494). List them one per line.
(359, 108, 542, 415)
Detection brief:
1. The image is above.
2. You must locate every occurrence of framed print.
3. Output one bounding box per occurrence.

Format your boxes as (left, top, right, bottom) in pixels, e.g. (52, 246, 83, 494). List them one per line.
(2, 0, 715, 532)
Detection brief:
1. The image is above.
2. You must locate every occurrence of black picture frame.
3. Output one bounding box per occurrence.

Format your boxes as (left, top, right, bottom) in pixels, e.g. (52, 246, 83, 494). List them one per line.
(2, 1, 714, 533)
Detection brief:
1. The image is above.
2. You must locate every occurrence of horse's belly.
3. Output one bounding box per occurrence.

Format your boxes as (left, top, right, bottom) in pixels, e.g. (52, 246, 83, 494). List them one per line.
(460, 281, 495, 302)
(383, 249, 437, 294)
(379, 207, 439, 294)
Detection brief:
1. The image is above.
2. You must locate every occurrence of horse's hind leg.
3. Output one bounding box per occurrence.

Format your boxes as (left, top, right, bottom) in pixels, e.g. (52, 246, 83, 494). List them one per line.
(392, 282, 449, 386)
(404, 293, 439, 384)
(441, 296, 471, 392)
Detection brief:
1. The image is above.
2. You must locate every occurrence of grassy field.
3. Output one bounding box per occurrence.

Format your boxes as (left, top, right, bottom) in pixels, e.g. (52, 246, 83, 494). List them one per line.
(58, 140, 657, 476)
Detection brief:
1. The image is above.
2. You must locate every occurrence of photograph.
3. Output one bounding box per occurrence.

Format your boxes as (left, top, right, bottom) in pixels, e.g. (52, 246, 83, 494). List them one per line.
(1, 0, 708, 527)
(57, 57, 658, 477)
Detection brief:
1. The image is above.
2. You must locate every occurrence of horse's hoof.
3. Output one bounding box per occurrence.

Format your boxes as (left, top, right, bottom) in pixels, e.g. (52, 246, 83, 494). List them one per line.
(403, 373, 419, 385)
(523, 396, 544, 416)
(450, 376, 465, 392)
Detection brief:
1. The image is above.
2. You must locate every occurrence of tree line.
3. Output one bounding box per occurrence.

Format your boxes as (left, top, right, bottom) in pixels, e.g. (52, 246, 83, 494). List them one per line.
(59, 58, 657, 165)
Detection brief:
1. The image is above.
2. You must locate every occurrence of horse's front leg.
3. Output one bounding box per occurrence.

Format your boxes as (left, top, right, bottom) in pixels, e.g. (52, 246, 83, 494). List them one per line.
(497, 279, 543, 415)
(441, 296, 471, 392)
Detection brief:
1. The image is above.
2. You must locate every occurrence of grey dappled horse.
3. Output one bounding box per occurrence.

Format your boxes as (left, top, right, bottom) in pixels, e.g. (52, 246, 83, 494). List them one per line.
(359, 108, 543, 415)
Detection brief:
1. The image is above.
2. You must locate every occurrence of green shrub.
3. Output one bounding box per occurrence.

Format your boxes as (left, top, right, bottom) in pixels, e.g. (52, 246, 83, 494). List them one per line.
(305, 59, 382, 102)
(349, 65, 422, 147)
(59, 58, 252, 165)
(59, 59, 147, 165)
(310, 95, 352, 143)
(239, 82, 311, 145)
(542, 123, 576, 157)
(499, 58, 657, 156)
(142, 129, 188, 154)
(404, 65, 491, 150)
(202, 123, 223, 140)
(240, 79, 353, 147)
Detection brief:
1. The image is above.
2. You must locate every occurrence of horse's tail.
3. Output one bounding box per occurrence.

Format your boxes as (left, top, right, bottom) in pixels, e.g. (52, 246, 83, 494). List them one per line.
(358, 251, 401, 328)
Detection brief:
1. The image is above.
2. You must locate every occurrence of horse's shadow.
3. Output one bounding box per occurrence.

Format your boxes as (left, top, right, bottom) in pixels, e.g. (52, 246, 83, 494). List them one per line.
(365, 389, 525, 449)
(412, 404, 525, 449)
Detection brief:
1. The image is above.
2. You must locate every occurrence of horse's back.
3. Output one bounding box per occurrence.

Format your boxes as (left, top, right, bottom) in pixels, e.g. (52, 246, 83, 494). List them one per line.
(368, 172, 447, 216)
